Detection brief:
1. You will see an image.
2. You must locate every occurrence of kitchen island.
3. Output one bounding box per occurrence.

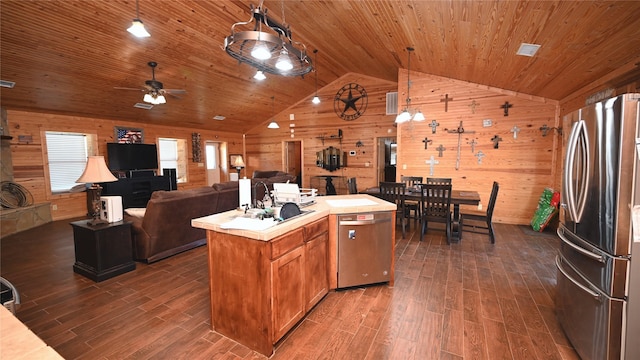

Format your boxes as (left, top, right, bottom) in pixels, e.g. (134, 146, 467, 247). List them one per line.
(191, 194, 396, 356)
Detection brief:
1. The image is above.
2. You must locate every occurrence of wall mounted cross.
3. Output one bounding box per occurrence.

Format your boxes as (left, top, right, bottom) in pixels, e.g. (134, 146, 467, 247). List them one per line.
(426, 155, 439, 176)
(501, 101, 513, 116)
(446, 121, 475, 170)
(468, 100, 479, 114)
(467, 139, 477, 153)
(436, 144, 446, 157)
(475, 150, 486, 164)
(440, 94, 453, 112)
(510, 125, 521, 139)
(422, 137, 433, 149)
(491, 135, 503, 149)
(429, 119, 439, 134)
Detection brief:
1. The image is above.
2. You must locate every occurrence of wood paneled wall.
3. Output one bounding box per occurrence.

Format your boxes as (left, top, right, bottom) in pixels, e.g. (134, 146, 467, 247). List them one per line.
(4, 110, 243, 221)
(246, 72, 562, 225)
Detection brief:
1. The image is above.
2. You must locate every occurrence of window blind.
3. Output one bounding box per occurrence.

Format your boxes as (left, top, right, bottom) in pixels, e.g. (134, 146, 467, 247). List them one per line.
(158, 138, 178, 176)
(45, 132, 88, 193)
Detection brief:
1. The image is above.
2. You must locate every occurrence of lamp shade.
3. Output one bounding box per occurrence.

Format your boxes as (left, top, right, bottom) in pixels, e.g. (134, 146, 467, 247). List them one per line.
(76, 156, 118, 184)
(233, 155, 245, 168)
(127, 19, 150, 38)
(267, 121, 280, 129)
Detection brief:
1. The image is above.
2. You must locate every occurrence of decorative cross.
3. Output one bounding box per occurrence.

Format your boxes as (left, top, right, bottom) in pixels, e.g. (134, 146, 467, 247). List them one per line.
(475, 151, 486, 164)
(436, 144, 446, 157)
(491, 135, 503, 149)
(429, 119, 440, 134)
(510, 125, 521, 139)
(501, 101, 513, 116)
(426, 155, 439, 176)
(422, 137, 433, 149)
(469, 100, 479, 114)
(446, 121, 475, 170)
(440, 94, 453, 112)
(467, 139, 477, 153)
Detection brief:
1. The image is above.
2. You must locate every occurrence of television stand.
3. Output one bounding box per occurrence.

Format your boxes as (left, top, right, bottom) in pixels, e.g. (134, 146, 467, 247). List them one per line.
(100, 174, 172, 208)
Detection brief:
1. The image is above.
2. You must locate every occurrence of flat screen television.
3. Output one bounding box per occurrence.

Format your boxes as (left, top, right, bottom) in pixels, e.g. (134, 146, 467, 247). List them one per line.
(107, 143, 159, 171)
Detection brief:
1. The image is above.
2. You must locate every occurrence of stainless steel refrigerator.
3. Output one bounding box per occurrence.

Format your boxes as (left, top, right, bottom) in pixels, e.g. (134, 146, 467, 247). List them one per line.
(556, 93, 640, 360)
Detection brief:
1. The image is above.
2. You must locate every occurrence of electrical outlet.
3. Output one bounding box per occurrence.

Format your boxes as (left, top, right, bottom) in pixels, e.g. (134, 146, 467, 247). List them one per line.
(52, 204, 58, 210)
(477, 203, 482, 210)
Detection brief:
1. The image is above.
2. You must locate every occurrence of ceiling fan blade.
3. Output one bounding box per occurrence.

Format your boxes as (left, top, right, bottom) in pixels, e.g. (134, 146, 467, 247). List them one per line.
(164, 89, 187, 94)
(114, 86, 145, 92)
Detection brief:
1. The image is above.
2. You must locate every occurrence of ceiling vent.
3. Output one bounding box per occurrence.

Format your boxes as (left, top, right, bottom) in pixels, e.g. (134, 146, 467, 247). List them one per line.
(213, 115, 226, 121)
(516, 43, 541, 57)
(386, 92, 398, 115)
(0, 80, 16, 88)
(133, 102, 153, 110)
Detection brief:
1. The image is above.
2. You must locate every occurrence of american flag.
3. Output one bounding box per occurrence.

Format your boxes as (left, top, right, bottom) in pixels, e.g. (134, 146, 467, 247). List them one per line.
(117, 129, 142, 143)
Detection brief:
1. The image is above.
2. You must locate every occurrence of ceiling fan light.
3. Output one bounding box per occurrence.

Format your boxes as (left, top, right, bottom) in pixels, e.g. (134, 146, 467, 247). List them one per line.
(251, 43, 272, 60)
(253, 70, 266, 80)
(312, 95, 321, 104)
(267, 121, 280, 129)
(127, 19, 150, 38)
(143, 93, 154, 103)
(155, 95, 166, 104)
(395, 109, 411, 123)
(413, 110, 425, 121)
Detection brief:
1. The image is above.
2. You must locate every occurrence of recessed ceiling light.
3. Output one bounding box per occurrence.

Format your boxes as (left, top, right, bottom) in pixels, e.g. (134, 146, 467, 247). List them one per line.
(517, 43, 541, 57)
(213, 115, 226, 121)
(0, 80, 16, 88)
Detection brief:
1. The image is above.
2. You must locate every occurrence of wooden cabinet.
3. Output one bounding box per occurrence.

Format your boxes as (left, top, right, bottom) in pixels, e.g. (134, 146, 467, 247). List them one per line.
(206, 218, 329, 356)
(271, 245, 305, 341)
(304, 218, 329, 310)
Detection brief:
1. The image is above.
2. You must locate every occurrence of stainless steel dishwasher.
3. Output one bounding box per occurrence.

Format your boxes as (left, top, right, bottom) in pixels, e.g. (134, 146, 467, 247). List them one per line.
(337, 212, 393, 288)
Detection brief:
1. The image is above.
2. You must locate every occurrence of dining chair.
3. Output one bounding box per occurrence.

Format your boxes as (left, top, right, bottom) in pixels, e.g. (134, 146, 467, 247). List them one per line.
(418, 183, 453, 244)
(460, 181, 499, 243)
(347, 177, 358, 194)
(379, 182, 407, 239)
(426, 177, 452, 185)
(400, 176, 423, 225)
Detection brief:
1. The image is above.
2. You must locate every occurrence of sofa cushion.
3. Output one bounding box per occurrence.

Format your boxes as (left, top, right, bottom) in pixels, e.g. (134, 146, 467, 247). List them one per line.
(124, 208, 146, 218)
(213, 181, 239, 191)
(252, 170, 283, 179)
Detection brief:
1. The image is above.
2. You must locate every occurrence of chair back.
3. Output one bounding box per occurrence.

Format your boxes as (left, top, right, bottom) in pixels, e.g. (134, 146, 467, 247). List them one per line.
(486, 181, 500, 221)
(347, 177, 358, 194)
(426, 177, 452, 186)
(400, 176, 423, 189)
(419, 183, 452, 221)
(379, 182, 406, 211)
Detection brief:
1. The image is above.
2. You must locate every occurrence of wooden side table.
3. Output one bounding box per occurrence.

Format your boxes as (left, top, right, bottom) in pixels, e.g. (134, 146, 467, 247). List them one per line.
(70, 220, 135, 282)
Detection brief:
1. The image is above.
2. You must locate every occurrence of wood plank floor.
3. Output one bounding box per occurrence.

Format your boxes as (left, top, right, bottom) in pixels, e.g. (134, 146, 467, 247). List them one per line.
(0, 219, 579, 359)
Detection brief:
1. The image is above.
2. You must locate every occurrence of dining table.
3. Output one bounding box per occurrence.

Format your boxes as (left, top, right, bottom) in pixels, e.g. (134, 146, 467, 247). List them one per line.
(361, 187, 481, 242)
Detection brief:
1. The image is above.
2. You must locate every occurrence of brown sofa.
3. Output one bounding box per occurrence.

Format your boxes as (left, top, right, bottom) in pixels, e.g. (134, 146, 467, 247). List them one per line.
(124, 171, 296, 263)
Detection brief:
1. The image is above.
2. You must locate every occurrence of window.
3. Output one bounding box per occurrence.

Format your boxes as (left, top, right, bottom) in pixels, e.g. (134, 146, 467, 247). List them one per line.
(45, 132, 88, 193)
(158, 138, 188, 183)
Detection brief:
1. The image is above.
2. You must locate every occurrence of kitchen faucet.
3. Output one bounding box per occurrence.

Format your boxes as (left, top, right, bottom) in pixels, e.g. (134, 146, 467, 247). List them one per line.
(253, 181, 273, 209)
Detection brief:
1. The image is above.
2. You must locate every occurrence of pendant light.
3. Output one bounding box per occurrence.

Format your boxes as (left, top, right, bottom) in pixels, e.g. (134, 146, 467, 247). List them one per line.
(311, 49, 321, 104)
(127, 0, 150, 38)
(395, 47, 425, 123)
(267, 96, 280, 129)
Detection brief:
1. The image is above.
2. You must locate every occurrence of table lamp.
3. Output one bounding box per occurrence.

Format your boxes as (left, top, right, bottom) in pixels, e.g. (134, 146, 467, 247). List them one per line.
(76, 156, 118, 225)
(233, 155, 245, 177)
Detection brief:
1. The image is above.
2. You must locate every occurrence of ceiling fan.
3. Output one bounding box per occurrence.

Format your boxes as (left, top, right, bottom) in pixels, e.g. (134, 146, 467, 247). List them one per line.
(114, 61, 186, 105)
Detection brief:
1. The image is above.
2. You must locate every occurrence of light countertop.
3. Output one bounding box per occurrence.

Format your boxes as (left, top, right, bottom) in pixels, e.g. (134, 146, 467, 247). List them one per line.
(191, 194, 396, 241)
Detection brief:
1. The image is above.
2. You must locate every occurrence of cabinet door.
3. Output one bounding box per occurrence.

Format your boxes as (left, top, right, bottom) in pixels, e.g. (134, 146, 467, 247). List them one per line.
(305, 233, 328, 309)
(271, 245, 305, 342)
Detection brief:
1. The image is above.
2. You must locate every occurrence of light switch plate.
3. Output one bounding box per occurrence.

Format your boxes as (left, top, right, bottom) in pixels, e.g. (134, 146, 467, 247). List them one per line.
(483, 119, 492, 127)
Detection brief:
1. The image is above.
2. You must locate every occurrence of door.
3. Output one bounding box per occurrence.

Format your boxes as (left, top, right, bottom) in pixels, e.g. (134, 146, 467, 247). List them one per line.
(284, 140, 302, 187)
(205, 141, 221, 186)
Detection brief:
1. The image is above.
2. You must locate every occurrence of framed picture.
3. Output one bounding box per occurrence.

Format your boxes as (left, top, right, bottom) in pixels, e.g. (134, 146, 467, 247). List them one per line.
(114, 126, 144, 143)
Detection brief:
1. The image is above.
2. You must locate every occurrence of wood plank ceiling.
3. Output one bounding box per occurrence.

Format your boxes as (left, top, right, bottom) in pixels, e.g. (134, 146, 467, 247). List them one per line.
(2, 0, 640, 133)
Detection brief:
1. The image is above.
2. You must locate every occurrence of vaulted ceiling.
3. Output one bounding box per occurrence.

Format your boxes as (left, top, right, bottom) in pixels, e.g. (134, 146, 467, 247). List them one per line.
(2, 1, 640, 133)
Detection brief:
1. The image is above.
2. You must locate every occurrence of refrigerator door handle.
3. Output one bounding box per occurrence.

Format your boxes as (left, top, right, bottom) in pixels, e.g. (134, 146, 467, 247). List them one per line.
(574, 120, 590, 222)
(555, 255, 601, 300)
(563, 121, 581, 221)
(557, 226, 605, 263)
